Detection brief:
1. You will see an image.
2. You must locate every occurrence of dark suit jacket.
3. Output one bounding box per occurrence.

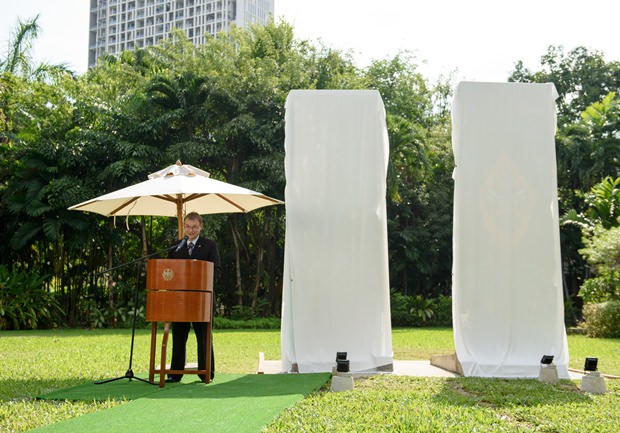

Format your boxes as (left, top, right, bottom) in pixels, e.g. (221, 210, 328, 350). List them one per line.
(168, 236, 222, 282)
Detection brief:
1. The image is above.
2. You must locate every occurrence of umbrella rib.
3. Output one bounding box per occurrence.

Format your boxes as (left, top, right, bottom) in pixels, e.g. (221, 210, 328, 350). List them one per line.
(184, 193, 209, 202)
(215, 193, 247, 212)
(110, 197, 141, 215)
(154, 193, 211, 203)
(256, 195, 283, 205)
(154, 194, 184, 204)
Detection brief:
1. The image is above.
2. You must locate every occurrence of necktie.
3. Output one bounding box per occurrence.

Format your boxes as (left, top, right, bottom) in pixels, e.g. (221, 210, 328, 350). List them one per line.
(188, 241, 194, 256)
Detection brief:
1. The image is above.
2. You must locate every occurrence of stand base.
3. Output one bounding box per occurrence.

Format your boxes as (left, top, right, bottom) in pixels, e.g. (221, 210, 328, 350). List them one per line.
(581, 372, 607, 394)
(95, 369, 158, 385)
(538, 364, 559, 384)
(330, 375, 354, 392)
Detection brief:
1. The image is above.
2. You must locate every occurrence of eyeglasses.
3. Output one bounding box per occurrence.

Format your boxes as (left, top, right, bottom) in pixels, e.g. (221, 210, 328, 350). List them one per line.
(184, 225, 201, 231)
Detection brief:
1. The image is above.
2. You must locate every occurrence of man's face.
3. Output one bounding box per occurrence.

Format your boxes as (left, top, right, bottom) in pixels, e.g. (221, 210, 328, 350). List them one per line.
(183, 218, 202, 239)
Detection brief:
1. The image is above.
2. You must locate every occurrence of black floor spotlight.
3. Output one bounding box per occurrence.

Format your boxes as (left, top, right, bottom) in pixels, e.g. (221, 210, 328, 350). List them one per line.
(581, 357, 606, 394)
(540, 355, 554, 365)
(538, 355, 558, 383)
(584, 357, 598, 373)
(336, 352, 349, 373)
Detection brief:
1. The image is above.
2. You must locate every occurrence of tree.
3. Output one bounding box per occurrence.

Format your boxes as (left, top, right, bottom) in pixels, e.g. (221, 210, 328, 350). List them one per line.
(564, 176, 620, 232)
(364, 51, 435, 127)
(563, 175, 620, 312)
(510, 45, 620, 126)
(1, 18, 458, 324)
(146, 70, 213, 162)
(0, 15, 69, 81)
(198, 22, 303, 313)
(364, 53, 455, 297)
(511, 47, 620, 314)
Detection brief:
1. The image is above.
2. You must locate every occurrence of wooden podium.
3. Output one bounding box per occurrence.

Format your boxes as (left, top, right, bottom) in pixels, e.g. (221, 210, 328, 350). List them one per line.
(146, 259, 214, 387)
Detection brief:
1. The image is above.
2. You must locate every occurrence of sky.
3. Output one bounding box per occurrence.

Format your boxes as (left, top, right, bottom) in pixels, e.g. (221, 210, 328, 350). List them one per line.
(1, 0, 619, 83)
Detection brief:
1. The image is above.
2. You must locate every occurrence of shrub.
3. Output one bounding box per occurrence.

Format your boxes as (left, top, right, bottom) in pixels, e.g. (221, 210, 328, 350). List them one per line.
(389, 289, 452, 327)
(0, 265, 62, 330)
(390, 289, 416, 326)
(578, 225, 620, 303)
(229, 305, 257, 320)
(430, 294, 452, 326)
(579, 275, 620, 304)
(410, 295, 435, 325)
(582, 301, 620, 338)
(213, 316, 281, 329)
(83, 298, 147, 329)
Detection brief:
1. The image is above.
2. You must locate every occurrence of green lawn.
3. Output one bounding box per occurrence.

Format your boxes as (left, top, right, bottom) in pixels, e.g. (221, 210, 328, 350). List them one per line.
(1, 328, 618, 432)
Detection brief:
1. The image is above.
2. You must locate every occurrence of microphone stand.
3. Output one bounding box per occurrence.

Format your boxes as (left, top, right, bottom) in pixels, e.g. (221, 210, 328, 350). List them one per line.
(94, 243, 180, 385)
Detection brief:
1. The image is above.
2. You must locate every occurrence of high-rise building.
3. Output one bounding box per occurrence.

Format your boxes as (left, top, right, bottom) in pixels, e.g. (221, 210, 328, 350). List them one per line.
(88, 0, 274, 68)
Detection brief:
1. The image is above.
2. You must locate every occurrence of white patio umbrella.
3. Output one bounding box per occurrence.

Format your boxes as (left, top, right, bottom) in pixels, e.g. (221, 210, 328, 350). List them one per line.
(69, 161, 283, 237)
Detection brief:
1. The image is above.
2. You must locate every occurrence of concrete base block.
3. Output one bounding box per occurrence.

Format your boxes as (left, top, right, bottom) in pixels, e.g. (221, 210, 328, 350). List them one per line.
(580, 372, 607, 394)
(538, 364, 559, 384)
(430, 353, 463, 375)
(330, 375, 354, 392)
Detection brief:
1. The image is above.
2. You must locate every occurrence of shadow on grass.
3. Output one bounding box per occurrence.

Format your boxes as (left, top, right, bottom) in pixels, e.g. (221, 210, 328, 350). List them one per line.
(144, 373, 332, 399)
(434, 377, 593, 408)
(0, 329, 157, 346)
(1, 378, 92, 401)
(33, 373, 331, 401)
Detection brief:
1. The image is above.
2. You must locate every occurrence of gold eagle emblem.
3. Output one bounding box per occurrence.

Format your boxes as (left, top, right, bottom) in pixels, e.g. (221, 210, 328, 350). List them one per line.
(162, 268, 174, 281)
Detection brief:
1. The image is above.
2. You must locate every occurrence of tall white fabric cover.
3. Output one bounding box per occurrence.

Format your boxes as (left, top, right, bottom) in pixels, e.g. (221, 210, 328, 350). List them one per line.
(451, 82, 569, 378)
(281, 90, 393, 373)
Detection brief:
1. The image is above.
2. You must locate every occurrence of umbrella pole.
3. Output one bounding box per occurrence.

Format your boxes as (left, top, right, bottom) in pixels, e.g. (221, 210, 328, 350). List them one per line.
(177, 199, 184, 239)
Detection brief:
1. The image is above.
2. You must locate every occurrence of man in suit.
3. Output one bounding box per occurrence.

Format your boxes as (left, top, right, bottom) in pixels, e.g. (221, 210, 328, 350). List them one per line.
(166, 211, 221, 383)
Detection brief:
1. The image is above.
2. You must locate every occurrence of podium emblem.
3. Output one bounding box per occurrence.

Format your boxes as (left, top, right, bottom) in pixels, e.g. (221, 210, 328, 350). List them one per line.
(162, 268, 174, 281)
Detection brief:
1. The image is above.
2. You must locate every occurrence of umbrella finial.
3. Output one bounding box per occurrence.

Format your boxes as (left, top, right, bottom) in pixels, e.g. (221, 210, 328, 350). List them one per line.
(148, 162, 211, 179)
(176, 160, 182, 166)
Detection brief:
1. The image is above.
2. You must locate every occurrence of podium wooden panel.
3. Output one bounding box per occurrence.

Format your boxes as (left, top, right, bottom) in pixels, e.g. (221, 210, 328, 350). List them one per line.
(146, 259, 214, 387)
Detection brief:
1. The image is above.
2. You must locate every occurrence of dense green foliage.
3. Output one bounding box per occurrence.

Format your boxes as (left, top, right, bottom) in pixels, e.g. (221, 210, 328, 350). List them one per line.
(0, 264, 60, 329)
(0, 19, 455, 327)
(390, 290, 452, 327)
(510, 46, 620, 126)
(579, 225, 620, 303)
(1, 17, 620, 330)
(583, 301, 620, 338)
(560, 174, 620, 333)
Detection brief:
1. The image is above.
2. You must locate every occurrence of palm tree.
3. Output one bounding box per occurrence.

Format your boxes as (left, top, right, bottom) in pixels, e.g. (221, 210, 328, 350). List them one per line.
(0, 15, 69, 81)
(1, 15, 72, 136)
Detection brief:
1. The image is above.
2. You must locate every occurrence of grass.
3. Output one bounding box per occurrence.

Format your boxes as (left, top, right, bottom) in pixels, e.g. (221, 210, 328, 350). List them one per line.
(265, 376, 620, 432)
(0, 327, 618, 432)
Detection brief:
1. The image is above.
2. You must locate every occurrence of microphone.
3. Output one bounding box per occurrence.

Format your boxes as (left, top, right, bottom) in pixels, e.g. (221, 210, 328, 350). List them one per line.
(175, 235, 189, 252)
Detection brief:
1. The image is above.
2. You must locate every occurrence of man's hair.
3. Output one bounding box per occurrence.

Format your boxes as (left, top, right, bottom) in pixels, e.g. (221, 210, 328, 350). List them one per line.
(185, 211, 203, 225)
